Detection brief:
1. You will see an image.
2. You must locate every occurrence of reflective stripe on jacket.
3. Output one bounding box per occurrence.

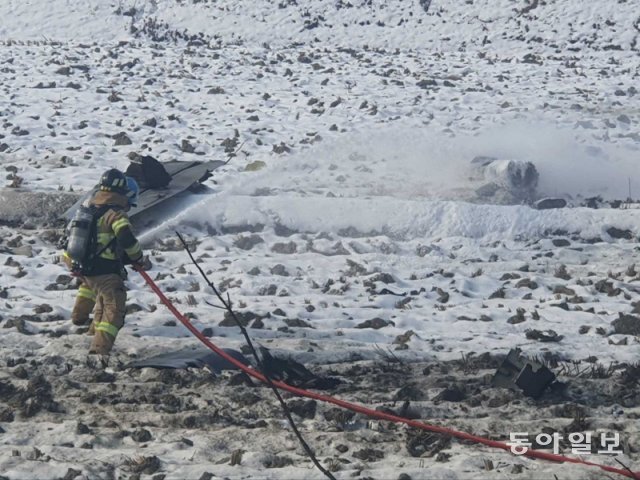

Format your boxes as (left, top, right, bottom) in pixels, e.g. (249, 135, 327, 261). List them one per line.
(97, 209, 143, 264)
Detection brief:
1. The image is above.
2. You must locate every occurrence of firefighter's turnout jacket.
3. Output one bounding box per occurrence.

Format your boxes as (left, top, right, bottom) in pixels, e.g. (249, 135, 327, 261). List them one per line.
(63, 190, 144, 354)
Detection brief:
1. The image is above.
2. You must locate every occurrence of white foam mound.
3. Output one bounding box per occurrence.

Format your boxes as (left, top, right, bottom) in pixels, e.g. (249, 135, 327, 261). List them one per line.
(141, 189, 640, 243)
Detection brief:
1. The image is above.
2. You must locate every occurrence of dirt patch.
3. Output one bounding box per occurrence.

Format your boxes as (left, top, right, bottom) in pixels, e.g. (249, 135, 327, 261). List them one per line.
(0, 189, 79, 228)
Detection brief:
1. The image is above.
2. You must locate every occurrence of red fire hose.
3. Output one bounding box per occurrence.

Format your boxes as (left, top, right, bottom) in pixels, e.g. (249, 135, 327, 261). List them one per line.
(137, 268, 639, 479)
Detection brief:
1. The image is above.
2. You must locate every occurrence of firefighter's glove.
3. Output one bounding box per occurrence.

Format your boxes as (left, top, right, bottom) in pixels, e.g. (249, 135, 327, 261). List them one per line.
(132, 255, 152, 271)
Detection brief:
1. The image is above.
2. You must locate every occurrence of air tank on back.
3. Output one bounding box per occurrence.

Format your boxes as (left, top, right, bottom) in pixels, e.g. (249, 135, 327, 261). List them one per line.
(65, 205, 94, 266)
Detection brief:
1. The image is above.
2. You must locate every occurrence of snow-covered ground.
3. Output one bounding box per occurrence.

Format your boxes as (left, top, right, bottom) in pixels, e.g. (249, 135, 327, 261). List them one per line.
(0, 1, 639, 479)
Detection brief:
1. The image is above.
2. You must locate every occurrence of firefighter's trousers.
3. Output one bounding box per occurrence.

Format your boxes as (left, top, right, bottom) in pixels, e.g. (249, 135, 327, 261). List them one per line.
(82, 274, 126, 355)
(71, 282, 96, 326)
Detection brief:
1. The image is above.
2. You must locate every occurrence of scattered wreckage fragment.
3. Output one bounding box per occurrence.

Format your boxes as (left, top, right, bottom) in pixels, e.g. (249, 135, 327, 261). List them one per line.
(128, 345, 340, 389)
(491, 348, 556, 399)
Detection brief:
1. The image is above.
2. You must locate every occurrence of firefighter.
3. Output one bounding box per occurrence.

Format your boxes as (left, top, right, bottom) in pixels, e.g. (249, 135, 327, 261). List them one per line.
(63, 170, 148, 354)
(67, 176, 141, 329)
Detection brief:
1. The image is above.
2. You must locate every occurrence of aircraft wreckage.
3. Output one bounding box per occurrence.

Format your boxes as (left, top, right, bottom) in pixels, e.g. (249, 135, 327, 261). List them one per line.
(0, 156, 224, 231)
(64, 156, 225, 231)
